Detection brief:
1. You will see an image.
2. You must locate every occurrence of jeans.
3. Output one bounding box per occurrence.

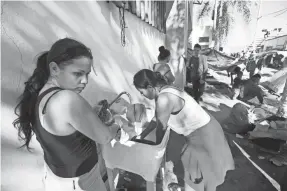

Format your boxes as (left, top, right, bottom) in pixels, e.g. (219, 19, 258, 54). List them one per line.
(43, 162, 107, 191)
(192, 79, 205, 102)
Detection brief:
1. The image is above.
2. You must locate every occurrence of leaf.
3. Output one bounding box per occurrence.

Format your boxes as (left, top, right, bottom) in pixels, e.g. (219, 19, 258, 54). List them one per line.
(197, 1, 212, 21)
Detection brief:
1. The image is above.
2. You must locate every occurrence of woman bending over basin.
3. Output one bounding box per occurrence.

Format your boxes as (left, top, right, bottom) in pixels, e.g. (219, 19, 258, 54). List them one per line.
(133, 69, 234, 191)
(13, 38, 120, 191)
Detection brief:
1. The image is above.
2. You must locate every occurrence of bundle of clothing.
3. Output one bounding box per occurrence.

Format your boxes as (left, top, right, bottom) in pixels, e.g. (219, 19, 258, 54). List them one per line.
(94, 99, 153, 143)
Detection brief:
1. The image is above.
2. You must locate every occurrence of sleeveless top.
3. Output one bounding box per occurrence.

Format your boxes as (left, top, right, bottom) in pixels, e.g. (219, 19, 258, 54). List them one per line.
(33, 87, 98, 178)
(159, 87, 210, 136)
(153, 63, 174, 85)
(153, 63, 172, 75)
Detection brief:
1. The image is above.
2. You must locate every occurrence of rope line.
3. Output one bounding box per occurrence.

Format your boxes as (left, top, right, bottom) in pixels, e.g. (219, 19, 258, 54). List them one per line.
(119, 4, 127, 47)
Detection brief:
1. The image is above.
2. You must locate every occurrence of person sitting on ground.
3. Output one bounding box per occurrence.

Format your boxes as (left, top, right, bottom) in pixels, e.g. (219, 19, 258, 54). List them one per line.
(185, 43, 208, 102)
(227, 65, 241, 85)
(153, 46, 175, 85)
(272, 53, 280, 68)
(231, 71, 243, 100)
(239, 74, 265, 105)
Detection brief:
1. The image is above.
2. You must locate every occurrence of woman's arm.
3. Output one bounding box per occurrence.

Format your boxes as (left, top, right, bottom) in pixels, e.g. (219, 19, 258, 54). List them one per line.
(154, 94, 174, 144)
(54, 90, 115, 144)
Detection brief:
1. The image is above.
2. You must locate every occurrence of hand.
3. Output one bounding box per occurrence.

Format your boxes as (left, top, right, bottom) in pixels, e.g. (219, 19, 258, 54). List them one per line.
(109, 124, 121, 141)
(95, 100, 115, 126)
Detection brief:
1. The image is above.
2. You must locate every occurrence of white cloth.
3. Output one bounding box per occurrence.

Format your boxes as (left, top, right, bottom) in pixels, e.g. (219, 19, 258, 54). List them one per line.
(159, 87, 210, 136)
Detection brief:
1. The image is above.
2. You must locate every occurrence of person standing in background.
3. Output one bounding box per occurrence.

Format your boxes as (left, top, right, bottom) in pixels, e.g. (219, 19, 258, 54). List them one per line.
(246, 55, 257, 79)
(186, 44, 208, 102)
(256, 56, 264, 71)
(153, 46, 175, 85)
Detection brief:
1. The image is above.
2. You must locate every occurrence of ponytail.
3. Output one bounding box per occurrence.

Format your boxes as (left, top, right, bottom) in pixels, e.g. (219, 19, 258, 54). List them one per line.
(13, 52, 50, 151)
(133, 69, 168, 89)
(154, 71, 168, 85)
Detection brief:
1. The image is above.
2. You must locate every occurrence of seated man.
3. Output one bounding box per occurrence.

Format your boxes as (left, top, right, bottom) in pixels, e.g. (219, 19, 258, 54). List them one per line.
(238, 74, 265, 105)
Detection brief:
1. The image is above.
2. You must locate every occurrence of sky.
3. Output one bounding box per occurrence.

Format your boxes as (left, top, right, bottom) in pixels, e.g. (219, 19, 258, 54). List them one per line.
(225, 0, 287, 52)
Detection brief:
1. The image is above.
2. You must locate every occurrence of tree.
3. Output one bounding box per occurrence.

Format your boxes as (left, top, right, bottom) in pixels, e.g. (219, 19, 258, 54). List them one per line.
(197, 0, 255, 48)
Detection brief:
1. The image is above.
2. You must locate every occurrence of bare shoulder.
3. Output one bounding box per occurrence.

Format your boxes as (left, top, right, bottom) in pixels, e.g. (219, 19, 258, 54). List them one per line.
(157, 63, 170, 71)
(53, 90, 85, 104)
(163, 63, 171, 70)
(158, 91, 178, 106)
(157, 93, 170, 105)
(47, 90, 89, 113)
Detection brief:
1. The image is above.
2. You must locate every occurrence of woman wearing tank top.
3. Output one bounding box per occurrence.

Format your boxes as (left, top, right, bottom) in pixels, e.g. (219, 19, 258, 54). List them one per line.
(13, 38, 120, 191)
(153, 46, 175, 85)
(133, 69, 234, 191)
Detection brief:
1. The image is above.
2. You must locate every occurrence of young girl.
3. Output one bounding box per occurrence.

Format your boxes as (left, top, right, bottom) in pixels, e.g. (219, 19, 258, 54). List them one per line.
(231, 71, 243, 100)
(153, 46, 175, 85)
(13, 38, 120, 191)
(133, 69, 234, 191)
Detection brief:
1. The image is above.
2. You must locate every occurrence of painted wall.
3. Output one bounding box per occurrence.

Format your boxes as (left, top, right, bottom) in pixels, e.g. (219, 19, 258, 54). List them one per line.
(1, 1, 164, 190)
(193, 25, 213, 49)
(165, 0, 190, 89)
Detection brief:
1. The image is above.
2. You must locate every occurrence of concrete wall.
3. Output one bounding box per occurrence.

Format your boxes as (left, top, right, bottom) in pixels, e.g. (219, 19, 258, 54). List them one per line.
(193, 25, 213, 49)
(1, 1, 164, 190)
(263, 35, 287, 51)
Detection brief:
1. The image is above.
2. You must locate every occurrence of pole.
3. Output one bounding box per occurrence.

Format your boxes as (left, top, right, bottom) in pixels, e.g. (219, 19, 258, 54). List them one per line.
(184, 0, 189, 56)
(189, 0, 193, 48)
(252, 0, 262, 50)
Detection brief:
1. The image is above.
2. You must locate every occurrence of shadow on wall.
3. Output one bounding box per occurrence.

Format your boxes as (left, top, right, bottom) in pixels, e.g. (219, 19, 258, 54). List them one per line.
(1, 1, 165, 110)
(1, 1, 164, 190)
(165, 0, 188, 89)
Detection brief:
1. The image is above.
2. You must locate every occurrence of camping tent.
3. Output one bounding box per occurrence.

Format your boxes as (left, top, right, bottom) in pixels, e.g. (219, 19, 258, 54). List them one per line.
(261, 67, 287, 95)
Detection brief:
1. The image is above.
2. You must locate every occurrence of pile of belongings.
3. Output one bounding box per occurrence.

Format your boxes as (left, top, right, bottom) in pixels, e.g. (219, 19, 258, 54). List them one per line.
(222, 103, 257, 134)
(248, 115, 287, 166)
(222, 102, 287, 166)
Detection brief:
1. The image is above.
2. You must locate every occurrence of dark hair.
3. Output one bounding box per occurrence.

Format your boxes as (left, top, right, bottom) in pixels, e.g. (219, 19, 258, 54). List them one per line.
(234, 66, 241, 73)
(133, 69, 168, 89)
(13, 38, 93, 151)
(251, 74, 261, 79)
(158, 46, 170, 61)
(194, 44, 201, 49)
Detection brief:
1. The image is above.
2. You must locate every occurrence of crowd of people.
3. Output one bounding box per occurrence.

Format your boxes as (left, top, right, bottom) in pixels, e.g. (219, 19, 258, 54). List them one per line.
(13, 37, 286, 191)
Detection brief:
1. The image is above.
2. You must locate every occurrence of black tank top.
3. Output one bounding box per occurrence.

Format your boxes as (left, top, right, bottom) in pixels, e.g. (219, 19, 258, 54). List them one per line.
(33, 87, 98, 178)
